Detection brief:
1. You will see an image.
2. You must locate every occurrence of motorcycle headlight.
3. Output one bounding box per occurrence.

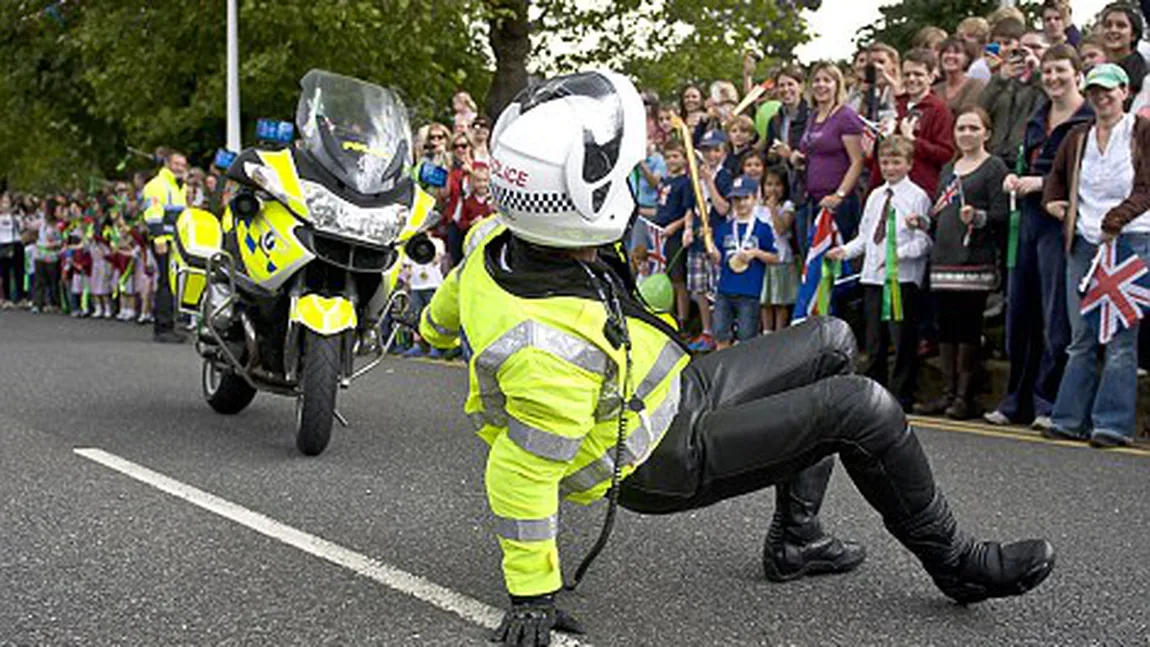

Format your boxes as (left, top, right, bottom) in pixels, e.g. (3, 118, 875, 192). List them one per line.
(302, 180, 408, 245)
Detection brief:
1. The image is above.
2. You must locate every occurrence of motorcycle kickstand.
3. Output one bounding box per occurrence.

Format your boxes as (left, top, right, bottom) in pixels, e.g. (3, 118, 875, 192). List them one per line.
(333, 409, 350, 428)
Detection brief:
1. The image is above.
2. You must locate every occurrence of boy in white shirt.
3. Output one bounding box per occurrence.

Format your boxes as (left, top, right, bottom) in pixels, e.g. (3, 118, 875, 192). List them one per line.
(828, 135, 932, 410)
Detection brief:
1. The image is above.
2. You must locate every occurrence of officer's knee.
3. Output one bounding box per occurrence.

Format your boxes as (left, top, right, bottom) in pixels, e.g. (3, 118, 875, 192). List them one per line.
(824, 375, 906, 448)
(815, 316, 856, 373)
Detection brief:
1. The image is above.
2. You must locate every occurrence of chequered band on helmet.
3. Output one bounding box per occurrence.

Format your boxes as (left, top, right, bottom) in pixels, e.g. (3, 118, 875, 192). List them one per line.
(492, 183, 577, 215)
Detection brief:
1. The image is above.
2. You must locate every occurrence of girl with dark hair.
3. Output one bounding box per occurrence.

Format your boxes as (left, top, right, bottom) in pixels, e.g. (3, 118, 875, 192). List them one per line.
(916, 107, 1008, 419)
(756, 164, 799, 333)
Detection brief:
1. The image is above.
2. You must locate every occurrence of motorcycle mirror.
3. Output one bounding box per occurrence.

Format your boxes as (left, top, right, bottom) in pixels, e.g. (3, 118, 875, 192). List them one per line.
(231, 191, 262, 222)
(404, 233, 437, 265)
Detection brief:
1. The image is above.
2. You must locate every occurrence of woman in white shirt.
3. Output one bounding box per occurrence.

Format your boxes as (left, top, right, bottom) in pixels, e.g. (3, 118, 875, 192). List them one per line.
(1042, 64, 1150, 447)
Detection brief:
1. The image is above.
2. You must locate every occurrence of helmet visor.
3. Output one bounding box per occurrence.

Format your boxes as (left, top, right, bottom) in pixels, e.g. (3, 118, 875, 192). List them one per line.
(519, 72, 625, 184)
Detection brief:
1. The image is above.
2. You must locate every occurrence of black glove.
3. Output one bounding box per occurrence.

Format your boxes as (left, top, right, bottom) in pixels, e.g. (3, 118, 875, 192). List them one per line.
(490, 593, 585, 646)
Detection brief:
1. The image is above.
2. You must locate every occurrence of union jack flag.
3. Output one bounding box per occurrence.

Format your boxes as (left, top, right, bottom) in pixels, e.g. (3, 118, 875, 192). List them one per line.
(931, 175, 964, 216)
(1079, 239, 1150, 344)
(792, 207, 846, 324)
(635, 217, 667, 278)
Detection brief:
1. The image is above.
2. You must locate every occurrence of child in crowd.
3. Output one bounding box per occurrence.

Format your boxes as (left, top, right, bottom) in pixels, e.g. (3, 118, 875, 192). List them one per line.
(656, 104, 677, 143)
(707, 175, 776, 349)
(64, 218, 90, 317)
(131, 221, 155, 324)
(757, 165, 798, 333)
(724, 115, 756, 177)
(112, 216, 138, 321)
(634, 138, 667, 224)
(828, 136, 932, 411)
(89, 210, 113, 318)
(399, 234, 447, 358)
(453, 91, 478, 134)
(683, 128, 733, 351)
(1078, 34, 1108, 71)
(653, 139, 695, 330)
(459, 163, 495, 234)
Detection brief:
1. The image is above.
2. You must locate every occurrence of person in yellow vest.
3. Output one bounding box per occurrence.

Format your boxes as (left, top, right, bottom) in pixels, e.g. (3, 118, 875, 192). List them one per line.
(142, 149, 188, 343)
(420, 71, 1055, 647)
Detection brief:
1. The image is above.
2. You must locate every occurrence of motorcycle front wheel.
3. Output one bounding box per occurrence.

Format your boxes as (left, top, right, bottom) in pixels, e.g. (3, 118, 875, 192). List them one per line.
(295, 329, 341, 456)
(202, 359, 257, 414)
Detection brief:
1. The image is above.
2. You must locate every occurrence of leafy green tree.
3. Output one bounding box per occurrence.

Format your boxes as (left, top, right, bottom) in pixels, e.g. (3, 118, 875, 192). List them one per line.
(0, 0, 491, 190)
(480, 0, 812, 117)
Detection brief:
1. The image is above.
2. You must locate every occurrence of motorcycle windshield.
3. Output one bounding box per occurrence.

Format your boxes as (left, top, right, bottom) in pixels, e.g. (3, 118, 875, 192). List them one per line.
(295, 69, 412, 196)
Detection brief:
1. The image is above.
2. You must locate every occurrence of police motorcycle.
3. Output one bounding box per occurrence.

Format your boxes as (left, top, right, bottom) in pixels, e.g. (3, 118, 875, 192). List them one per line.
(170, 69, 438, 456)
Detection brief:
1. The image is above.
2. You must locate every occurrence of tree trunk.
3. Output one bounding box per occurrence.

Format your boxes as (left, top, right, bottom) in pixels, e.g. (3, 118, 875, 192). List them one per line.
(485, 0, 530, 121)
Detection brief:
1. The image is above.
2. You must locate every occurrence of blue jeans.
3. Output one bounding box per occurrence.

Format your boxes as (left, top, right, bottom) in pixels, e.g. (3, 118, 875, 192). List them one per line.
(996, 205, 1070, 421)
(714, 293, 760, 343)
(1051, 233, 1150, 441)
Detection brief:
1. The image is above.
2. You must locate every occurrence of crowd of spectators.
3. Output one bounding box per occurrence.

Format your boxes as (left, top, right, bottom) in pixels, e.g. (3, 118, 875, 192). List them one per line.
(604, 0, 1150, 446)
(0, 168, 218, 325)
(5, 0, 1150, 446)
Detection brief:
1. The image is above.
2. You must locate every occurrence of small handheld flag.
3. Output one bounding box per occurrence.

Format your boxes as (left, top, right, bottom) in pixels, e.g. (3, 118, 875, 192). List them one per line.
(932, 175, 963, 217)
(1079, 239, 1150, 344)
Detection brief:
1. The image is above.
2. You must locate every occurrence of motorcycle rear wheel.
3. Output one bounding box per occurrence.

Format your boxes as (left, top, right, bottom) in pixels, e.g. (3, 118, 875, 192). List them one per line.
(202, 360, 257, 415)
(296, 329, 341, 456)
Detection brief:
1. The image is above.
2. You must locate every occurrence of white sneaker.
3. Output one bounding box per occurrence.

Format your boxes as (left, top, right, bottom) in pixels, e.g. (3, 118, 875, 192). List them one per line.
(92, 304, 103, 318)
(102, 308, 113, 319)
(1031, 416, 1054, 431)
(983, 410, 1011, 426)
(119, 309, 136, 321)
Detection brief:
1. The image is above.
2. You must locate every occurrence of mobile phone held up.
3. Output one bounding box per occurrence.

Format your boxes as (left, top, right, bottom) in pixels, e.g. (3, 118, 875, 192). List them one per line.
(984, 43, 1001, 57)
(419, 162, 448, 189)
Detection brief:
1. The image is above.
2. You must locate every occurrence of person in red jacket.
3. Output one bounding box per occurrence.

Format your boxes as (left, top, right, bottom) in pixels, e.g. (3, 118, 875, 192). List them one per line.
(459, 162, 495, 232)
(869, 48, 955, 198)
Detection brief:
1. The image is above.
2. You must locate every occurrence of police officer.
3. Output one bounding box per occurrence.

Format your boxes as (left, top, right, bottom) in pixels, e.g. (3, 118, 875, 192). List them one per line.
(420, 71, 1055, 647)
(142, 149, 188, 343)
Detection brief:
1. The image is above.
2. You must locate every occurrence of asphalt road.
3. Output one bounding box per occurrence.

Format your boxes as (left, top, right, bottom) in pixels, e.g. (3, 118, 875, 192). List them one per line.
(2, 310, 1149, 646)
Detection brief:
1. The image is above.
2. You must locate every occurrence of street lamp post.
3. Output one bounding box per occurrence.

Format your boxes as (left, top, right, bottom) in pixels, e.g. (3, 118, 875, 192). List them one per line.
(226, 0, 241, 152)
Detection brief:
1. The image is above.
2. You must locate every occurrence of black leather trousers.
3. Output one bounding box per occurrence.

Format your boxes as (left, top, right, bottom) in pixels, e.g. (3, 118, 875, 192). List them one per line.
(619, 317, 937, 531)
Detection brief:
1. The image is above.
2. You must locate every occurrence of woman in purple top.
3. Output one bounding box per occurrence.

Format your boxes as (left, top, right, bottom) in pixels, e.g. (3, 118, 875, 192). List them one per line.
(791, 62, 866, 256)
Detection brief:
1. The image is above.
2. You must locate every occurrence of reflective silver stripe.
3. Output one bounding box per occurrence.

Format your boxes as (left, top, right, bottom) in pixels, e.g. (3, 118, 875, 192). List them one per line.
(464, 218, 502, 258)
(561, 375, 682, 496)
(423, 308, 457, 337)
(494, 513, 559, 542)
(474, 320, 610, 428)
(596, 340, 685, 422)
(636, 342, 687, 400)
(507, 417, 584, 462)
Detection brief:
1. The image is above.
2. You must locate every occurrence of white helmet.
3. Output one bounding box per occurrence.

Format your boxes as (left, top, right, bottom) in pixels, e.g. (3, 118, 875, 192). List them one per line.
(488, 70, 646, 248)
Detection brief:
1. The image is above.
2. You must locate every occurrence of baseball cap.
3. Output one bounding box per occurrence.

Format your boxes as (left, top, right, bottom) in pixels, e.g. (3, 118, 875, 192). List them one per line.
(729, 175, 760, 198)
(1083, 63, 1129, 91)
(698, 129, 729, 149)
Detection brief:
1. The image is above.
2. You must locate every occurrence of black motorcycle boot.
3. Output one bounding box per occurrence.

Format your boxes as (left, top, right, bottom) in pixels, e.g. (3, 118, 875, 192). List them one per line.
(887, 494, 1055, 604)
(914, 342, 956, 415)
(763, 458, 867, 582)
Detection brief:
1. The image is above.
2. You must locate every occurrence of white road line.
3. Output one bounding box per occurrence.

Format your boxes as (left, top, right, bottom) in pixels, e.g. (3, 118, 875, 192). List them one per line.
(74, 447, 591, 647)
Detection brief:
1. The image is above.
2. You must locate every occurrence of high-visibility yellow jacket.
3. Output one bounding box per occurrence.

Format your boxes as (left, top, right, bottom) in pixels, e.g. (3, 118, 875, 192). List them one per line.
(142, 167, 186, 244)
(420, 222, 688, 597)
